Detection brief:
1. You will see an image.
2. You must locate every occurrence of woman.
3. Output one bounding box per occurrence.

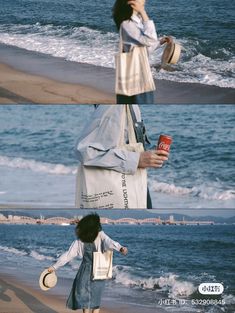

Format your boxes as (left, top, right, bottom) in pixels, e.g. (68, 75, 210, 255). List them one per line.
(75, 105, 169, 209)
(47, 213, 128, 313)
(113, 0, 170, 104)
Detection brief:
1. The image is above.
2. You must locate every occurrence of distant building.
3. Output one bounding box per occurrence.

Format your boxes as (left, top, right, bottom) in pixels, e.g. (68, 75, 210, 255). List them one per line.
(169, 215, 174, 223)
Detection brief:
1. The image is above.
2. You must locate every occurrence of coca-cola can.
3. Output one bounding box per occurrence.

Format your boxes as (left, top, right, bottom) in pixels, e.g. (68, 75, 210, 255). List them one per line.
(157, 134, 172, 152)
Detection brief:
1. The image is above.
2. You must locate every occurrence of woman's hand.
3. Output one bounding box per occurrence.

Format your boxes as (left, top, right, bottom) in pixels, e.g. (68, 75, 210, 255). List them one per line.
(47, 267, 55, 273)
(128, 0, 145, 14)
(138, 150, 169, 168)
(120, 247, 128, 255)
(160, 36, 173, 45)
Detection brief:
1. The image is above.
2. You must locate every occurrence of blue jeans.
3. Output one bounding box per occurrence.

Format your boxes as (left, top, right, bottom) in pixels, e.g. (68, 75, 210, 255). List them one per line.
(116, 91, 154, 104)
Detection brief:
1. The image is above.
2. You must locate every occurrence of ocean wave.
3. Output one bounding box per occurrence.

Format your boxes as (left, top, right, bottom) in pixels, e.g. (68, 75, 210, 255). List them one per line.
(0, 245, 56, 263)
(113, 266, 196, 298)
(0, 23, 234, 88)
(153, 51, 235, 89)
(0, 155, 76, 175)
(149, 180, 235, 201)
(222, 294, 235, 305)
(0, 23, 117, 68)
(29, 250, 54, 261)
(0, 245, 27, 256)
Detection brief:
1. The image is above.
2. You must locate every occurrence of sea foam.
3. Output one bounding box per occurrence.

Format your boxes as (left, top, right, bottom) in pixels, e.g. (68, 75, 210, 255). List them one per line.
(113, 266, 196, 298)
(0, 245, 27, 256)
(0, 23, 234, 88)
(149, 180, 235, 201)
(0, 155, 76, 175)
(30, 250, 54, 261)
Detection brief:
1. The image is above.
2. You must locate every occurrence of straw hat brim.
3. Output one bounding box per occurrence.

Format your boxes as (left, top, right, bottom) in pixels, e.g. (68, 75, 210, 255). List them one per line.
(39, 269, 57, 291)
(161, 42, 181, 65)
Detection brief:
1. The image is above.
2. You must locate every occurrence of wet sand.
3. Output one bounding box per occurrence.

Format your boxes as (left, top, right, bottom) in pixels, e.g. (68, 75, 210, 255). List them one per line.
(0, 63, 114, 104)
(0, 273, 164, 313)
(0, 43, 234, 104)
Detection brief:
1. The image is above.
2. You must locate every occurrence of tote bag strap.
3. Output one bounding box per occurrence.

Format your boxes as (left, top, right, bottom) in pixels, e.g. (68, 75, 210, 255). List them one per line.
(126, 105, 138, 144)
(129, 105, 150, 148)
(118, 105, 136, 147)
(119, 26, 135, 53)
(119, 26, 123, 53)
(94, 232, 101, 252)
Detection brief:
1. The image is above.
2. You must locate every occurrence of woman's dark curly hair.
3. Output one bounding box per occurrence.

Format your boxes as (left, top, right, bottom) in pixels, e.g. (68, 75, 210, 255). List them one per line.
(76, 213, 102, 243)
(112, 0, 133, 30)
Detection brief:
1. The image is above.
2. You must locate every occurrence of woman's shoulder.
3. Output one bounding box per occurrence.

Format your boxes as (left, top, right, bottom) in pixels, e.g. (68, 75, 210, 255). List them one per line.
(97, 230, 110, 240)
(98, 230, 105, 238)
(73, 239, 84, 246)
(121, 19, 134, 31)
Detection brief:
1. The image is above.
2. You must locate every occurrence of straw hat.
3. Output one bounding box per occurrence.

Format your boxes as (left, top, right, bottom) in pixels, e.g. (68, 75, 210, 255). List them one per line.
(39, 269, 57, 291)
(161, 39, 181, 65)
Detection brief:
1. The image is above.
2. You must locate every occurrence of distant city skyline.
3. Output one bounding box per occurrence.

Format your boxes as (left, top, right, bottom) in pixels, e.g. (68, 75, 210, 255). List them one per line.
(151, 209, 235, 218)
(0, 208, 234, 219)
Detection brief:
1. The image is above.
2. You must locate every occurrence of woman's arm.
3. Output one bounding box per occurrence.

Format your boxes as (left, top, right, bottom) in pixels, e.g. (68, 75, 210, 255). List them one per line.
(121, 0, 159, 50)
(75, 105, 140, 175)
(128, 0, 149, 22)
(49, 240, 84, 271)
(121, 18, 159, 50)
(100, 231, 127, 253)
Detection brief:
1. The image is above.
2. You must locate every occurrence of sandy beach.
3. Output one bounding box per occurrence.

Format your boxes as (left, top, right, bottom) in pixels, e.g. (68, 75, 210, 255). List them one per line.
(0, 63, 114, 104)
(0, 272, 164, 313)
(0, 44, 234, 104)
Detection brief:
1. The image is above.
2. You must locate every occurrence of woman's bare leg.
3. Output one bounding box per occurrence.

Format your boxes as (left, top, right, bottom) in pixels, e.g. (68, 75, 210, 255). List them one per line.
(83, 310, 90, 313)
(92, 309, 100, 313)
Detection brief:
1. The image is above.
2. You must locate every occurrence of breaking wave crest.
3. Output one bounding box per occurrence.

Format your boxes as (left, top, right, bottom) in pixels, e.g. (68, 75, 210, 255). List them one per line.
(113, 266, 196, 298)
(149, 180, 235, 201)
(0, 155, 76, 175)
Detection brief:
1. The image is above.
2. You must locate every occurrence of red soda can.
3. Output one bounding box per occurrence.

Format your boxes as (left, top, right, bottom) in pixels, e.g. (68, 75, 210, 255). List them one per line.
(157, 134, 172, 152)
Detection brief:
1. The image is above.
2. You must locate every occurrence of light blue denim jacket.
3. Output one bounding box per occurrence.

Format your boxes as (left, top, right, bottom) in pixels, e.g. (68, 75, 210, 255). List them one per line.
(75, 105, 141, 175)
(121, 14, 160, 54)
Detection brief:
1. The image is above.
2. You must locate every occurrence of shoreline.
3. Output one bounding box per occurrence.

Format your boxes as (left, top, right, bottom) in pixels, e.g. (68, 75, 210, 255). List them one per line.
(0, 63, 114, 104)
(0, 271, 164, 313)
(0, 43, 234, 104)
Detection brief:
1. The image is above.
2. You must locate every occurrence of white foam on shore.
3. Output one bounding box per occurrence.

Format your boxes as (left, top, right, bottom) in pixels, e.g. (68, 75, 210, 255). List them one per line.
(0, 245, 55, 262)
(222, 294, 235, 305)
(1, 155, 234, 203)
(0, 155, 77, 175)
(30, 250, 54, 261)
(149, 180, 235, 201)
(113, 267, 196, 298)
(0, 23, 234, 88)
(0, 245, 27, 256)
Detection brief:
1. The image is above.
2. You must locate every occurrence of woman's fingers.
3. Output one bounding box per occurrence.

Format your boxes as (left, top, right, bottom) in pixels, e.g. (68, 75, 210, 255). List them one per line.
(47, 267, 54, 273)
(128, 0, 144, 11)
(122, 247, 128, 255)
(139, 150, 169, 168)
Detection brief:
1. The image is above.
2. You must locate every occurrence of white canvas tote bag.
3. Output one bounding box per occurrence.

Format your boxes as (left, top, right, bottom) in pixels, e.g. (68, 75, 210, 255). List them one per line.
(93, 250, 113, 280)
(115, 28, 156, 96)
(75, 105, 147, 209)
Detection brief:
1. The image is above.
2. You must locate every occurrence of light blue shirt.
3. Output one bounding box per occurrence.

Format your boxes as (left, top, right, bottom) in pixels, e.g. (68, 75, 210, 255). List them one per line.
(75, 105, 141, 175)
(121, 14, 160, 54)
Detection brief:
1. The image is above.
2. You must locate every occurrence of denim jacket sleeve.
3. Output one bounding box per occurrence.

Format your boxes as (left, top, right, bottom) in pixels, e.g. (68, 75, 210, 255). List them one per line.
(121, 16, 160, 53)
(75, 105, 140, 175)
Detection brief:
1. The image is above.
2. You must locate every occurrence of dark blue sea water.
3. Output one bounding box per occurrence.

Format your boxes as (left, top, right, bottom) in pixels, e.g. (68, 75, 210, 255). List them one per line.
(0, 0, 234, 88)
(0, 104, 234, 208)
(0, 224, 234, 312)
